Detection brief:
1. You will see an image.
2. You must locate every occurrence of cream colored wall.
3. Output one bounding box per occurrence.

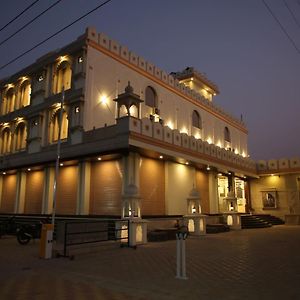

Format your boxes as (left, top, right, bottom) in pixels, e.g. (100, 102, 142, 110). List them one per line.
(165, 161, 194, 215)
(250, 174, 300, 219)
(84, 46, 248, 157)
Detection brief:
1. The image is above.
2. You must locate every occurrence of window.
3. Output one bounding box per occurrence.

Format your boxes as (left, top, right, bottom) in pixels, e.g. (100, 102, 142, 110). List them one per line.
(53, 60, 72, 94)
(16, 80, 31, 109)
(4, 88, 15, 114)
(145, 86, 157, 108)
(0, 127, 12, 154)
(192, 110, 202, 129)
(49, 109, 68, 143)
(224, 126, 231, 149)
(14, 122, 27, 151)
(224, 126, 231, 142)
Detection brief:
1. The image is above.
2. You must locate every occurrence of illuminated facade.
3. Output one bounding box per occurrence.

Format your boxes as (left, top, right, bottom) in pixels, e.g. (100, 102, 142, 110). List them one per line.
(0, 27, 280, 219)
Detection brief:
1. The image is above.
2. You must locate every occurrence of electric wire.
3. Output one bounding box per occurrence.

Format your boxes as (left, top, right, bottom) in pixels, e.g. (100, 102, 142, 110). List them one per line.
(261, 0, 300, 54)
(283, 0, 300, 29)
(0, 0, 63, 47)
(0, 0, 113, 71)
(0, 0, 41, 32)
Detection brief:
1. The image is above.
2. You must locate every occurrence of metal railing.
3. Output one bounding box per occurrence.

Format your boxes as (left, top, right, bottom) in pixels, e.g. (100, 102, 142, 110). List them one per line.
(57, 219, 129, 257)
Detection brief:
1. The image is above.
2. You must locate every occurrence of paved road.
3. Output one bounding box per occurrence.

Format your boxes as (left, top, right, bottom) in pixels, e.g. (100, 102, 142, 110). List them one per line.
(0, 225, 300, 299)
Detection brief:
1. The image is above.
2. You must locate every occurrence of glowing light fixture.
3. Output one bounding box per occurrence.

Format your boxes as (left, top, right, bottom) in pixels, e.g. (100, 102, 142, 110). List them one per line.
(207, 137, 212, 144)
(2, 172, 6, 175)
(166, 121, 174, 130)
(97, 157, 102, 161)
(100, 94, 108, 105)
(27, 168, 31, 171)
(206, 166, 210, 171)
(185, 162, 189, 165)
(159, 155, 163, 159)
(60, 163, 64, 167)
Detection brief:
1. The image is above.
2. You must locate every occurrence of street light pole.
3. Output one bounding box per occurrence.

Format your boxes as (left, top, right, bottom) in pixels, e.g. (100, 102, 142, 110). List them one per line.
(51, 88, 65, 226)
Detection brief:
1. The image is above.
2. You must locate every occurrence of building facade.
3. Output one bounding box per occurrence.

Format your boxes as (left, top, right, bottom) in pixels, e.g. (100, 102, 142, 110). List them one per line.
(2, 27, 295, 220)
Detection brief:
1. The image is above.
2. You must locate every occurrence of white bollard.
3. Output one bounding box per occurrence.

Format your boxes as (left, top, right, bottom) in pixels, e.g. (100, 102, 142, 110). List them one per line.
(175, 227, 188, 280)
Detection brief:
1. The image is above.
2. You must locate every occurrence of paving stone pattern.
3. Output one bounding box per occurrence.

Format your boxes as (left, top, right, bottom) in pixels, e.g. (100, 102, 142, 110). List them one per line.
(0, 226, 300, 299)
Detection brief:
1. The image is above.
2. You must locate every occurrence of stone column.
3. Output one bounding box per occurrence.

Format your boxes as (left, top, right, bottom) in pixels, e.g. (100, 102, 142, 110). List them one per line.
(77, 161, 91, 215)
(42, 167, 55, 214)
(15, 171, 26, 213)
(122, 152, 140, 193)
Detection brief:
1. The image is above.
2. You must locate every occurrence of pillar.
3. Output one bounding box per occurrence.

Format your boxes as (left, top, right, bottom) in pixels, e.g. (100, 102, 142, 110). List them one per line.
(15, 171, 26, 213)
(122, 152, 140, 191)
(42, 167, 55, 214)
(208, 171, 219, 214)
(77, 161, 91, 215)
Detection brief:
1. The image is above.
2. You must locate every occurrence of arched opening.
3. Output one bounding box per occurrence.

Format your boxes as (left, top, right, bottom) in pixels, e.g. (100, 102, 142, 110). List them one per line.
(53, 60, 72, 94)
(145, 86, 158, 108)
(0, 127, 12, 154)
(5, 88, 15, 113)
(129, 104, 138, 118)
(49, 109, 68, 143)
(192, 110, 202, 129)
(17, 80, 31, 109)
(224, 126, 231, 149)
(14, 122, 27, 151)
(119, 104, 128, 118)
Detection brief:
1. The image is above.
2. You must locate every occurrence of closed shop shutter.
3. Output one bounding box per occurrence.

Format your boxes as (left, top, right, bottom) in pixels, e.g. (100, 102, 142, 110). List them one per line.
(196, 170, 209, 213)
(90, 160, 122, 215)
(56, 166, 78, 215)
(24, 170, 44, 214)
(140, 157, 165, 215)
(0, 174, 17, 213)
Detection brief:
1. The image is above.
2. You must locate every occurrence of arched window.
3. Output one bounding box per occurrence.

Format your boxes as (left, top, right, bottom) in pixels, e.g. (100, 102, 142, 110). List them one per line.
(192, 110, 202, 129)
(14, 123, 27, 151)
(224, 126, 231, 142)
(0, 127, 12, 154)
(224, 126, 231, 149)
(16, 80, 31, 109)
(145, 86, 158, 108)
(5, 88, 15, 113)
(49, 109, 68, 143)
(53, 60, 72, 94)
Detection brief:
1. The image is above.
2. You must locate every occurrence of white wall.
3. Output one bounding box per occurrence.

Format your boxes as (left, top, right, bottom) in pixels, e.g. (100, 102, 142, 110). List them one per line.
(84, 42, 248, 156)
(165, 162, 194, 215)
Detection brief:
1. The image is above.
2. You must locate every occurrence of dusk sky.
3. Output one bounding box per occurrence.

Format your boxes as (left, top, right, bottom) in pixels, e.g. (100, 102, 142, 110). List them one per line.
(0, 0, 299, 160)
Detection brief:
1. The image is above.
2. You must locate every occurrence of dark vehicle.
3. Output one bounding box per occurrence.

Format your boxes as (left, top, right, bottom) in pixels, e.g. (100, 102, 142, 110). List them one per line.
(16, 222, 43, 245)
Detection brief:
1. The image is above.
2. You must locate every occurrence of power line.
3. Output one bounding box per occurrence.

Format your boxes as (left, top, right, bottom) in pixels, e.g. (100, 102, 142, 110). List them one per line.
(0, 0, 113, 71)
(0, 0, 41, 32)
(0, 0, 63, 48)
(283, 0, 300, 29)
(261, 0, 300, 54)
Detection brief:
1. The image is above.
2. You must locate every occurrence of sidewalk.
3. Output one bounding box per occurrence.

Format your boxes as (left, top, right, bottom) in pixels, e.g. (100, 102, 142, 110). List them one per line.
(1, 225, 300, 299)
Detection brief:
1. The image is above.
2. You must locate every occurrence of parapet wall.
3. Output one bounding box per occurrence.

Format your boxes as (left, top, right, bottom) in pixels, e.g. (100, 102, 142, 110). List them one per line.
(85, 27, 246, 131)
(257, 158, 300, 174)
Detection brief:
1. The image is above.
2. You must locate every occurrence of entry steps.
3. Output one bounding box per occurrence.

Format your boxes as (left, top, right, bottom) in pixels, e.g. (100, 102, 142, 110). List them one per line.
(241, 214, 284, 229)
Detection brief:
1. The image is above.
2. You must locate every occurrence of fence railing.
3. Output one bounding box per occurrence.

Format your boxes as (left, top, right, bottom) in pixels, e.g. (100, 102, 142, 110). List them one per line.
(56, 219, 129, 257)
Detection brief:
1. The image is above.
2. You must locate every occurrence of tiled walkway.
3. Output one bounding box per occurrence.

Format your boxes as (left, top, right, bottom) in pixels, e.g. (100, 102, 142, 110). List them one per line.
(1, 226, 300, 299)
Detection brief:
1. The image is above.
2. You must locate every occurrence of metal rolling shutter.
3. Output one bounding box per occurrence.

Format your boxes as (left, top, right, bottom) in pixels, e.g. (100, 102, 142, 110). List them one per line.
(24, 170, 44, 214)
(139, 157, 165, 215)
(0, 174, 17, 213)
(90, 160, 122, 215)
(56, 166, 78, 215)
